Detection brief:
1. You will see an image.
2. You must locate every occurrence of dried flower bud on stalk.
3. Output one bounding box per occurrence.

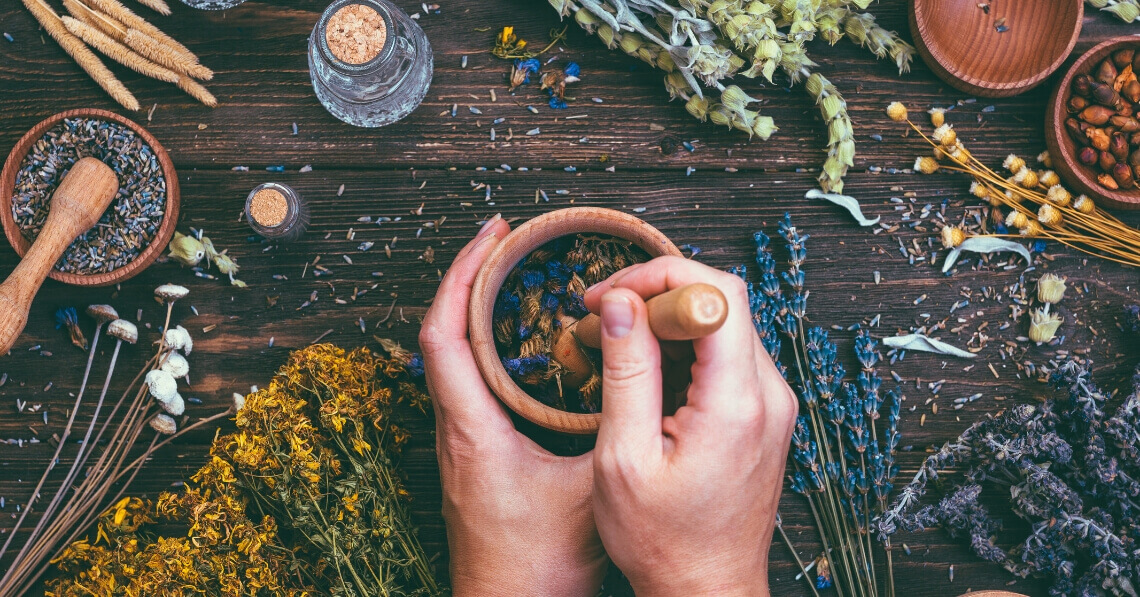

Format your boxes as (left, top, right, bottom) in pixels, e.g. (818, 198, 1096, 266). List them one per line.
(1036, 274, 1067, 304)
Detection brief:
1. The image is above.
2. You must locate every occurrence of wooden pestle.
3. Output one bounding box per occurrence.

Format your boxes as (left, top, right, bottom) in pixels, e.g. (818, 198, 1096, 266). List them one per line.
(552, 283, 729, 388)
(0, 157, 119, 355)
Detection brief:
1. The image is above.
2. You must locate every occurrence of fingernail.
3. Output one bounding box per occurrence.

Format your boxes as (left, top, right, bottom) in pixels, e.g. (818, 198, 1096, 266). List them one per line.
(478, 213, 501, 237)
(601, 294, 634, 339)
(585, 281, 603, 294)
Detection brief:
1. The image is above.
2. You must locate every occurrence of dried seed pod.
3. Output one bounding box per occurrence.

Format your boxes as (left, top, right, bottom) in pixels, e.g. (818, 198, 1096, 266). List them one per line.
(1079, 146, 1099, 166)
(1067, 118, 1090, 145)
(1098, 172, 1121, 189)
(1130, 148, 1140, 166)
(1111, 114, 1140, 132)
(1113, 162, 1134, 187)
(1114, 49, 1136, 70)
(1132, 163, 1140, 181)
(1091, 81, 1121, 106)
(1119, 102, 1134, 117)
(1068, 95, 1089, 113)
(1073, 74, 1093, 97)
(1087, 127, 1111, 151)
(1081, 105, 1116, 125)
(1097, 58, 1119, 86)
(1111, 132, 1130, 160)
(1125, 79, 1140, 103)
(1099, 149, 1118, 172)
(1131, 130, 1140, 146)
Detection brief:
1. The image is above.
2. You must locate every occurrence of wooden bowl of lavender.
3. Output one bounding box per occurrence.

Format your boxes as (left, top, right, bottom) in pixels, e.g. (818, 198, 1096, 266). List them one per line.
(0, 109, 180, 286)
(469, 207, 681, 435)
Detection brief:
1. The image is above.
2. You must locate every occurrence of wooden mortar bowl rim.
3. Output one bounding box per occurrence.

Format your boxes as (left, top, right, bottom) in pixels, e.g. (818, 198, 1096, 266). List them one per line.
(909, 0, 1082, 98)
(0, 109, 181, 286)
(1045, 35, 1140, 210)
(468, 207, 681, 435)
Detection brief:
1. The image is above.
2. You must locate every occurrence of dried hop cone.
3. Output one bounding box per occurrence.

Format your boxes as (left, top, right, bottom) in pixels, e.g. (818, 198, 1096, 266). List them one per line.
(1037, 273, 1067, 305)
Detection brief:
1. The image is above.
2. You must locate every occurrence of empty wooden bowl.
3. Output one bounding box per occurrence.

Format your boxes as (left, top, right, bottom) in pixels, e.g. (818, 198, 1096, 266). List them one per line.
(1045, 36, 1140, 210)
(468, 207, 681, 435)
(909, 0, 1082, 98)
(0, 109, 181, 286)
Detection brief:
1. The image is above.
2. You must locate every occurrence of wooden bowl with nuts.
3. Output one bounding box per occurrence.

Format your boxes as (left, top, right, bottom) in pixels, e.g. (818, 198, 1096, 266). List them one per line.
(1046, 36, 1140, 210)
(0, 109, 181, 286)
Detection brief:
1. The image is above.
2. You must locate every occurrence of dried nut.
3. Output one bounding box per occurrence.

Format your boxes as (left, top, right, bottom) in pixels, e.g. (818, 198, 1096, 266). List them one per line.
(1099, 149, 1118, 172)
(1098, 172, 1121, 189)
(1119, 102, 1134, 117)
(1081, 105, 1116, 125)
(1087, 127, 1111, 151)
(1130, 148, 1140, 166)
(1125, 79, 1140, 103)
(1091, 81, 1120, 106)
(1066, 118, 1090, 145)
(1073, 73, 1093, 97)
(1097, 58, 1119, 86)
(1068, 95, 1089, 113)
(1079, 147, 1099, 166)
(1132, 163, 1140, 180)
(1113, 162, 1134, 187)
(1131, 131, 1140, 146)
(1111, 132, 1130, 160)
(1114, 49, 1136, 70)
(1110, 114, 1140, 132)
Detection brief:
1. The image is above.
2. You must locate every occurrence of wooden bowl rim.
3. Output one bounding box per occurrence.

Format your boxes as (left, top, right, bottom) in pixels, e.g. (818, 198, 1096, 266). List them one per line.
(910, 0, 1082, 96)
(0, 109, 181, 287)
(1045, 36, 1140, 210)
(468, 207, 681, 435)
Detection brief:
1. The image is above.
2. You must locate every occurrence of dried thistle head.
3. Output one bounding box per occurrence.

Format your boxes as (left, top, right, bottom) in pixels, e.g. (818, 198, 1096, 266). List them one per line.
(886, 101, 908, 122)
(1006, 210, 1030, 229)
(932, 124, 957, 146)
(1045, 185, 1072, 207)
(1003, 154, 1027, 173)
(1012, 167, 1039, 189)
(914, 156, 939, 174)
(1039, 170, 1061, 188)
(1029, 308, 1063, 344)
(1038, 204, 1063, 227)
(1073, 194, 1096, 214)
(941, 225, 965, 248)
(1037, 274, 1067, 305)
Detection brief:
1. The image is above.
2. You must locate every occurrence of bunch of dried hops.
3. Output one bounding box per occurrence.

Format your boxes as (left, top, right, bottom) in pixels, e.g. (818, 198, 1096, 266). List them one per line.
(732, 215, 903, 596)
(877, 360, 1140, 597)
(49, 343, 444, 597)
(549, 0, 913, 193)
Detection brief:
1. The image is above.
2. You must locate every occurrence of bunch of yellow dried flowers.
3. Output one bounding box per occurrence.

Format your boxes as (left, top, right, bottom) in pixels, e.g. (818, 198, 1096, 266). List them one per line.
(47, 343, 444, 597)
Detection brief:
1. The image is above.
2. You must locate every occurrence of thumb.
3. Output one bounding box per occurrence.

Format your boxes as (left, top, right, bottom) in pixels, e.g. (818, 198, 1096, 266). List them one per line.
(597, 289, 663, 457)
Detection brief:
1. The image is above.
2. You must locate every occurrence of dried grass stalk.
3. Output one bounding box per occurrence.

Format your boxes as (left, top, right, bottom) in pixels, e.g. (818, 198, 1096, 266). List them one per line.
(124, 29, 212, 80)
(62, 16, 179, 83)
(134, 0, 170, 16)
(21, 0, 139, 111)
(64, 0, 126, 37)
(79, 0, 196, 62)
(177, 76, 217, 108)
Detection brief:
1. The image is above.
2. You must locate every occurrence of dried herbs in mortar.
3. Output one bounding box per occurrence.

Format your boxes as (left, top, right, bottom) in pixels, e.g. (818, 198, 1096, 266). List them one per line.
(493, 234, 650, 412)
(47, 343, 443, 597)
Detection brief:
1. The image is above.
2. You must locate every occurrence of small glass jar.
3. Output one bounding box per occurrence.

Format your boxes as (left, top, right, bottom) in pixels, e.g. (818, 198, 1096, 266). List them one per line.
(245, 182, 309, 242)
(308, 0, 433, 128)
(178, 0, 245, 9)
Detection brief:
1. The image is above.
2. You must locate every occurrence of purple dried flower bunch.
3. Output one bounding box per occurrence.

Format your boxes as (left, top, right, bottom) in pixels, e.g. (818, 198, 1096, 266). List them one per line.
(878, 359, 1140, 596)
(732, 214, 903, 596)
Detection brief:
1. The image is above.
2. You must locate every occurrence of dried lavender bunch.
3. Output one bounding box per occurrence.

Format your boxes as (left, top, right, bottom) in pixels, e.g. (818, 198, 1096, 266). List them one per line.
(880, 360, 1140, 596)
(732, 214, 902, 596)
(549, 0, 913, 192)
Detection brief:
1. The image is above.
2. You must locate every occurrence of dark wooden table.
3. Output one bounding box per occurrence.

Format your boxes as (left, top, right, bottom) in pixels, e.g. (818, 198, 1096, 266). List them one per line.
(2, 1, 1139, 595)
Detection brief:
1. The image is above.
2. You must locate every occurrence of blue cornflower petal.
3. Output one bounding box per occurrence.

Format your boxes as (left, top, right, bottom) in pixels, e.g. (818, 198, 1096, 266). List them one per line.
(1032, 240, 1048, 253)
(564, 62, 580, 77)
(549, 96, 567, 110)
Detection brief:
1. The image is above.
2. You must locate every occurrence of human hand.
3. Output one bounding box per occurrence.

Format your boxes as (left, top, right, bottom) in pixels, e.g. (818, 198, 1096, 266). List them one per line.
(419, 215, 608, 597)
(584, 256, 798, 597)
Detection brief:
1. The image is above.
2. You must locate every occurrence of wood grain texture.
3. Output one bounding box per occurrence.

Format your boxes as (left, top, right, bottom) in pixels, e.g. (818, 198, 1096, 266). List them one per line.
(0, 1, 1138, 595)
(910, 0, 1083, 97)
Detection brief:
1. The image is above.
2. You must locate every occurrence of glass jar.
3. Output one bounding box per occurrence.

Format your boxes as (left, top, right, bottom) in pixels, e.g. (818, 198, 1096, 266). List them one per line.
(178, 0, 245, 9)
(245, 183, 309, 242)
(308, 0, 433, 128)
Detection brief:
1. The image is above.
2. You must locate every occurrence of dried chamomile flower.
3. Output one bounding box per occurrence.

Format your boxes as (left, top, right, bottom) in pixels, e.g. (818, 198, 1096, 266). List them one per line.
(1029, 308, 1064, 344)
(1037, 274, 1067, 305)
(969, 181, 988, 198)
(948, 145, 970, 162)
(928, 107, 946, 127)
(1037, 150, 1052, 168)
(1045, 185, 1072, 207)
(1039, 170, 1060, 188)
(1038, 204, 1063, 227)
(1003, 153, 1026, 173)
(1073, 194, 1096, 214)
(941, 225, 965, 248)
(107, 319, 138, 344)
(914, 156, 940, 174)
(1012, 167, 1039, 189)
(932, 123, 957, 146)
(1006, 210, 1030, 229)
(149, 413, 177, 435)
(161, 352, 190, 380)
(86, 304, 119, 324)
(146, 369, 179, 402)
(1021, 220, 1044, 236)
(886, 101, 908, 122)
(154, 284, 189, 303)
(164, 325, 193, 354)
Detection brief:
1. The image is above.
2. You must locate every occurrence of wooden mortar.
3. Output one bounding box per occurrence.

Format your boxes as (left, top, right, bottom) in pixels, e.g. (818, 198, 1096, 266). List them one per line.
(469, 207, 681, 435)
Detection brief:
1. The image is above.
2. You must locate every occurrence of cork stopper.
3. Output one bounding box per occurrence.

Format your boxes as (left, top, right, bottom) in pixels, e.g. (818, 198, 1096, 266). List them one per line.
(249, 187, 289, 228)
(326, 3, 387, 64)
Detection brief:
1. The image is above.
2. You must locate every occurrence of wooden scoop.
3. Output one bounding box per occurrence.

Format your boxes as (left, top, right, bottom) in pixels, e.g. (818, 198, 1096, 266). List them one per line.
(0, 157, 119, 355)
(552, 283, 729, 387)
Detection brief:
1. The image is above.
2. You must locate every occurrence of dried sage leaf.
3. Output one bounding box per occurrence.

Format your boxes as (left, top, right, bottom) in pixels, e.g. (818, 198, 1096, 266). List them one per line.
(882, 333, 977, 359)
(805, 189, 880, 227)
(943, 237, 1032, 273)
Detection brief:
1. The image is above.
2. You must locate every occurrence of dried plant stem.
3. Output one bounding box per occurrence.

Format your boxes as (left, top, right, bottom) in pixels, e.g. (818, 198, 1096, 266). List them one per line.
(134, 0, 170, 16)
(77, 0, 196, 62)
(177, 75, 218, 107)
(62, 16, 179, 83)
(775, 512, 822, 597)
(21, 0, 139, 111)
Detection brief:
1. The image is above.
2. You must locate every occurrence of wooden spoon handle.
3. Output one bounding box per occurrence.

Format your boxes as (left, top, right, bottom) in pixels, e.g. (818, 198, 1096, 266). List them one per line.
(573, 283, 729, 348)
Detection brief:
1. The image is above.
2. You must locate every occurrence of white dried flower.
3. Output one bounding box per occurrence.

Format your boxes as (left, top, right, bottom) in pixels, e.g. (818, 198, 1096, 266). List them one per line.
(1046, 184, 1072, 207)
(154, 284, 189, 302)
(232, 392, 246, 412)
(160, 352, 190, 379)
(146, 370, 179, 402)
(1037, 274, 1067, 305)
(160, 392, 185, 416)
(914, 156, 939, 174)
(1003, 153, 1026, 173)
(86, 304, 119, 324)
(107, 319, 138, 344)
(149, 413, 177, 435)
(164, 325, 193, 354)
(1029, 308, 1063, 344)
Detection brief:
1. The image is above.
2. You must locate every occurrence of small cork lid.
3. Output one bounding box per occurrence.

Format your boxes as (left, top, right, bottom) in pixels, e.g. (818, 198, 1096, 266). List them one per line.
(326, 3, 387, 64)
(248, 186, 289, 228)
